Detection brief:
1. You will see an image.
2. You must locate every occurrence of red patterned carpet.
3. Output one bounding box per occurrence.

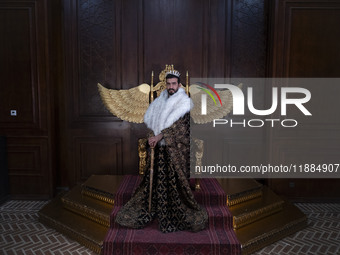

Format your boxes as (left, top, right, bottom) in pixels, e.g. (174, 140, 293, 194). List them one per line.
(1, 200, 339, 254)
(103, 175, 241, 255)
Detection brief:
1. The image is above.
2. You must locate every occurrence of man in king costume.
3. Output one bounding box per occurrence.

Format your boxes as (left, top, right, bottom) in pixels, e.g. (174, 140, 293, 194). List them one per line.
(115, 71, 208, 233)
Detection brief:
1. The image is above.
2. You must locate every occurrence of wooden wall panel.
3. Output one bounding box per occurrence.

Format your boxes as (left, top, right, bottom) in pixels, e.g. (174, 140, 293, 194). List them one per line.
(200, 0, 270, 177)
(120, 0, 142, 86)
(268, 0, 340, 200)
(269, 178, 340, 202)
(3, 0, 338, 200)
(74, 137, 123, 181)
(270, 79, 340, 137)
(6, 137, 50, 198)
(287, 7, 340, 77)
(231, 0, 268, 77)
(0, 0, 54, 198)
(222, 138, 265, 167)
(58, 0, 270, 188)
(271, 139, 340, 166)
(142, 0, 207, 77)
(271, 0, 340, 78)
(77, 0, 116, 118)
(0, 2, 40, 129)
(63, 0, 117, 122)
(2, 0, 338, 200)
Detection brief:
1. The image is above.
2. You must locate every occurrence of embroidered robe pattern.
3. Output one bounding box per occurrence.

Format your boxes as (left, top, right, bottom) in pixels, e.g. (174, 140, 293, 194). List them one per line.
(115, 113, 208, 233)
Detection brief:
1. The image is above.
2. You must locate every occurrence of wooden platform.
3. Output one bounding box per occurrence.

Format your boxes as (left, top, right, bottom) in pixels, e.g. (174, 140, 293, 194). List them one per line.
(39, 175, 124, 254)
(39, 175, 307, 254)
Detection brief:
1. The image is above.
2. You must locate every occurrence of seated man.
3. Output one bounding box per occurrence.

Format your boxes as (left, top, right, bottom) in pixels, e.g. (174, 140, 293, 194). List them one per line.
(115, 71, 208, 233)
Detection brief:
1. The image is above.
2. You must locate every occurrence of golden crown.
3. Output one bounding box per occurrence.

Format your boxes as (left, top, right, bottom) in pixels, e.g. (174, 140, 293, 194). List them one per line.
(166, 70, 180, 77)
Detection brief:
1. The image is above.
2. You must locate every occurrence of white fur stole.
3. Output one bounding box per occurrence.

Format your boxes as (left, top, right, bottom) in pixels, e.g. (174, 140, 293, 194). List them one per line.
(144, 87, 193, 137)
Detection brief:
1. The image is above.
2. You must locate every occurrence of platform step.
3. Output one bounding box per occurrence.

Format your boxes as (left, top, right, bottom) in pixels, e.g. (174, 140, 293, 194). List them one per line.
(217, 178, 263, 206)
(104, 219, 241, 255)
(39, 175, 307, 255)
(229, 186, 284, 229)
(61, 185, 113, 227)
(38, 194, 108, 254)
(81, 175, 124, 205)
(235, 200, 308, 255)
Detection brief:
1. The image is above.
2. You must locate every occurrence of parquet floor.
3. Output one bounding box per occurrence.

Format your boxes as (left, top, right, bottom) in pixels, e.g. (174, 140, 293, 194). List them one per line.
(254, 203, 340, 255)
(0, 200, 339, 254)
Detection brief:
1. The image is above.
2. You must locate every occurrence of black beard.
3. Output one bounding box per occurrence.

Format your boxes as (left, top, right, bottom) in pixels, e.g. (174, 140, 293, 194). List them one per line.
(167, 89, 177, 95)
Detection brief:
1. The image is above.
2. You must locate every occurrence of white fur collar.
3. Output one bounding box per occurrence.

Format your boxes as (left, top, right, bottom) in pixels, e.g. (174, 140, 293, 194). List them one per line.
(144, 87, 193, 136)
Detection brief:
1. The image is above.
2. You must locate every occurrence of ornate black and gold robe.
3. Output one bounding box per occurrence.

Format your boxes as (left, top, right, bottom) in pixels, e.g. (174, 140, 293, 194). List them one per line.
(115, 88, 208, 233)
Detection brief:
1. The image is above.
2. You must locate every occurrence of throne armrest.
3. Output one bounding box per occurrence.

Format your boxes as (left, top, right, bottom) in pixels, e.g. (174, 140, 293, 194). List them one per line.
(191, 137, 204, 190)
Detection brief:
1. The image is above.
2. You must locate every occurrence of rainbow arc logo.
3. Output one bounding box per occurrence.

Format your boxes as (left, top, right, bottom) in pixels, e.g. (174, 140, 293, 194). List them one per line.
(196, 82, 222, 115)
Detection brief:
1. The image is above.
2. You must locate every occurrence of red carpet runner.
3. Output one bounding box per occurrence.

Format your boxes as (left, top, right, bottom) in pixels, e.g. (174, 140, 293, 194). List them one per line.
(103, 175, 241, 255)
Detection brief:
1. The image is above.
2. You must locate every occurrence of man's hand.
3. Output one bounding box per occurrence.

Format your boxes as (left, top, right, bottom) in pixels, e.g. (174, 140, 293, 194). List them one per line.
(148, 133, 163, 148)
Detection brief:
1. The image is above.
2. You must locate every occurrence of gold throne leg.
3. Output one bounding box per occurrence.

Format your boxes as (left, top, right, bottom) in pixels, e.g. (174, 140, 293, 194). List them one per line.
(193, 138, 204, 191)
(195, 179, 201, 191)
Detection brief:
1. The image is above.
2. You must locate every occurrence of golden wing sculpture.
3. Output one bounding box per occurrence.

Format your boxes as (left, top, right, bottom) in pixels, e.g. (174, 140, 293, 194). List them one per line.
(97, 65, 241, 124)
(97, 83, 150, 123)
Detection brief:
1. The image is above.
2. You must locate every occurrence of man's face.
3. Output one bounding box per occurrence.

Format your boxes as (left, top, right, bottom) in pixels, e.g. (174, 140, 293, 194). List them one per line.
(166, 78, 180, 96)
